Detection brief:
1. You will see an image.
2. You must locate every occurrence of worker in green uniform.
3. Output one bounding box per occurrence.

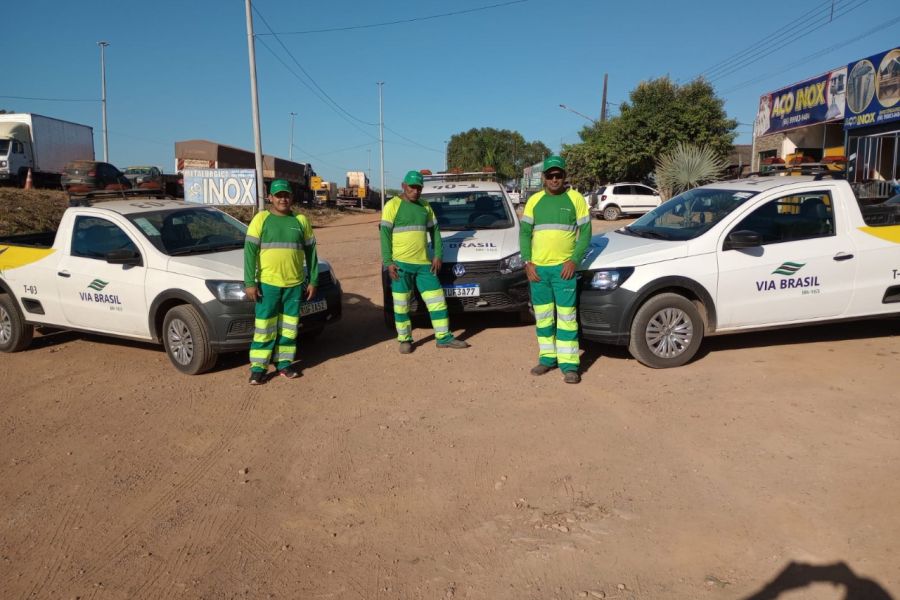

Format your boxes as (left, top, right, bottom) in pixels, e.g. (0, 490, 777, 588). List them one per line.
(380, 170, 470, 354)
(244, 179, 318, 384)
(519, 156, 591, 384)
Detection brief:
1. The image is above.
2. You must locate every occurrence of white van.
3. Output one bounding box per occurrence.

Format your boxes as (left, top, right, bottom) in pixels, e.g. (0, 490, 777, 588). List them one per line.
(380, 173, 529, 325)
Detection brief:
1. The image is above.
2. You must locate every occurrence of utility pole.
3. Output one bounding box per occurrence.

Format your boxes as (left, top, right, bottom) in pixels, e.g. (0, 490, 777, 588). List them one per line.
(245, 0, 266, 211)
(367, 148, 372, 180)
(97, 41, 109, 163)
(289, 112, 297, 161)
(378, 81, 385, 210)
(600, 72, 608, 122)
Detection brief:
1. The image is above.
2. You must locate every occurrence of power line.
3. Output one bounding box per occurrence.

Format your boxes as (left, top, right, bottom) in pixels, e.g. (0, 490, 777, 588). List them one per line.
(699, 0, 839, 79)
(253, 5, 444, 156)
(705, 0, 870, 83)
(252, 6, 378, 128)
(720, 14, 900, 95)
(259, 0, 530, 35)
(0, 95, 97, 102)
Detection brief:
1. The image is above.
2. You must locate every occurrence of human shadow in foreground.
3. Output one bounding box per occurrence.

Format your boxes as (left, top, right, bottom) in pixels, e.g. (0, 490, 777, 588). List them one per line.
(743, 561, 893, 600)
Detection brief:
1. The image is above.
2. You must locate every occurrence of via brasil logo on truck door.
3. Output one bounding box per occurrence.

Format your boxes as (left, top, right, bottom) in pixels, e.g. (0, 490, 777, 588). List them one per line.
(756, 261, 821, 292)
(79, 278, 123, 306)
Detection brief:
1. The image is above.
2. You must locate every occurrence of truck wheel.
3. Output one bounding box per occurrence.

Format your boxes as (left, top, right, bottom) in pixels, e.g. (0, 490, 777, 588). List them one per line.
(603, 205, 621, 221)
(628, 293, 704, 368)
(162, 305, 217, 375)
(0, 295, 33, 353)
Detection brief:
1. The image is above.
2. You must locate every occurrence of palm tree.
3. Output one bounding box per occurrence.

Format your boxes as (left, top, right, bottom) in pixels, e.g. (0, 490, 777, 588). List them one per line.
(655, 142, 728, 200)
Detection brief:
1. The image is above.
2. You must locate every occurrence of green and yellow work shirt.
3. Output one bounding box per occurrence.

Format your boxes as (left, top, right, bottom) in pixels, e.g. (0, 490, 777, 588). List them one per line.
(380, 196, 442, 266)
(244, 211, 318, 288)
(519, 190, 592, 267)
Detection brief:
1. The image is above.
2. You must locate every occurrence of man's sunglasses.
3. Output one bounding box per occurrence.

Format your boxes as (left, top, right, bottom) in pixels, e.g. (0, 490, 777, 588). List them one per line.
(544, 172, 565, 180)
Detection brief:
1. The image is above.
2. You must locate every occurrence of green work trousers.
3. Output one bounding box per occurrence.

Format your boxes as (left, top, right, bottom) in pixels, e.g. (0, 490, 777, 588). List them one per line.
(249, 282, 302, 372)
(530, 264, 579, 372)
(390, 261, 455, 344)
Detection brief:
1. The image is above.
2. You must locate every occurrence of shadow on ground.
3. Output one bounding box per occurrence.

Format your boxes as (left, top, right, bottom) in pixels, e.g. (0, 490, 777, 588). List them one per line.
(743, 561, 893, 599)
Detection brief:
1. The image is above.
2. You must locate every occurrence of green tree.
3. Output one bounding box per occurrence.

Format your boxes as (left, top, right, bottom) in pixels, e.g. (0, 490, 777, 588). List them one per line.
(563, 77, 736, 185)
(447, 128, 550, 181)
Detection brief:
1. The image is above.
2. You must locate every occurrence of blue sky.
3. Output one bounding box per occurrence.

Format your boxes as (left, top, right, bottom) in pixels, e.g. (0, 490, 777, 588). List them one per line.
(5, 0, 898, 188)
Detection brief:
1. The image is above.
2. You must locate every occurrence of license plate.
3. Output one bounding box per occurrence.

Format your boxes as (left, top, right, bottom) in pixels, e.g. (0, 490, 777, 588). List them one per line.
(301, 299, 327, 316)
(444, 284, 480, 297)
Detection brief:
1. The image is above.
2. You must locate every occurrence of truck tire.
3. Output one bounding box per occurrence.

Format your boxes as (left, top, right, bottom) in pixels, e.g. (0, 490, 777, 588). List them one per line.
(628, 293, 704, 368)
(0, 294, 34, 353)
(603, 205, 621, 221)
(162, 305, 217, 375)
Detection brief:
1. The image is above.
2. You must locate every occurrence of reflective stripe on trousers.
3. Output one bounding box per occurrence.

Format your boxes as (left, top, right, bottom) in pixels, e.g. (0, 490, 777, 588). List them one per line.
(390, 261, 455, 343)
(249, 282, 303, 371)
(528, 263, 580, 372)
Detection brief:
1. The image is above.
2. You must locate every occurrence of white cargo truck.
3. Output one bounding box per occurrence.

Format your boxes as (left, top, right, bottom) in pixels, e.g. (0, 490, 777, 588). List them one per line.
(0, 113, 95, 187)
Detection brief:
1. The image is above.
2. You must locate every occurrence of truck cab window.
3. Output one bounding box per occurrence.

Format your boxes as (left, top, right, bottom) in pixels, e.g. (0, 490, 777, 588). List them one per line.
(732, 192, 835, 245)
(71, 216, 139, 260)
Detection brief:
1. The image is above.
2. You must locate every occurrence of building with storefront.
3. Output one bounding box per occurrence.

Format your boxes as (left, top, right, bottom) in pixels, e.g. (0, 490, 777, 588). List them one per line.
(752, 45, 900, 202)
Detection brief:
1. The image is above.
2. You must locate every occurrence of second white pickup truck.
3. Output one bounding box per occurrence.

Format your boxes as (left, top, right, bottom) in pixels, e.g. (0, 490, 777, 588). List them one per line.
(0, 198, 342, 374)
(578, 175, 900, 367)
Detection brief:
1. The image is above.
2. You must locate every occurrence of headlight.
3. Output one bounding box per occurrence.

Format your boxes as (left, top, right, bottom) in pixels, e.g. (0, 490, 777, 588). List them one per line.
(206, 280, 250, 302)
(0, 160, 6, 168)
(586, 268, 634, 290)
(499, 252, 525, 274)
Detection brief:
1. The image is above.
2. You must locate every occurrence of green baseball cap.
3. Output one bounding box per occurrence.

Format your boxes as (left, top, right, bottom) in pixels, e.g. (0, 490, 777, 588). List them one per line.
(403, 170, 424, 187)
(269, 179, 292, 195)
(542, 155, 567, 172)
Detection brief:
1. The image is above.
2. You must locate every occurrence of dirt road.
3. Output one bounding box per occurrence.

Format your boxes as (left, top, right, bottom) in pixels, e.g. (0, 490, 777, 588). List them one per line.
(2, 212, 899, 599)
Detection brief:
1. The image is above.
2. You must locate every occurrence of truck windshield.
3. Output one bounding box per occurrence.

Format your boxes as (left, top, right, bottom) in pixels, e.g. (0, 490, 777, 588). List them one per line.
(422, 191, 514, 230)
(127, 208, 248, 255)
(0, 140, 9, 156)
(625, 188, 758, 241)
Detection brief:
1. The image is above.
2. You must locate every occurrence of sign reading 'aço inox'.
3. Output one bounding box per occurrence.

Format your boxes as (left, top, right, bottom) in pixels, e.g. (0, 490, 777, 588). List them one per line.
(755, 67, 847, 136)
(845, 47, 900, 129)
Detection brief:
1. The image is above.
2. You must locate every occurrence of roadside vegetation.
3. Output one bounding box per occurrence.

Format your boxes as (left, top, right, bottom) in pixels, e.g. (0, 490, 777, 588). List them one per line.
(0, 188, 342, 236)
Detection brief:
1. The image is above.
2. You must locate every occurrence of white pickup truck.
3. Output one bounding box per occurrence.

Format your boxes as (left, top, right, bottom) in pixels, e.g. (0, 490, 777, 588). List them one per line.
(578, 175, 900, 367)
(0, 198, 342, 374)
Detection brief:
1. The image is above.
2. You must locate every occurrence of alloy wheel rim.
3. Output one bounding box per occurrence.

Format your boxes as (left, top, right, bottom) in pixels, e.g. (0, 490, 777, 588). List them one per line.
(167, 318, 194, 365)
(645, 307, 693, 359)
(0, 306, 11, 345)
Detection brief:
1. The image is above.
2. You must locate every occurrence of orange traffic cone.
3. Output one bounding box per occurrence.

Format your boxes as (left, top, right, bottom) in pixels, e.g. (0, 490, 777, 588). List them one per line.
(23, 168, 33, 190)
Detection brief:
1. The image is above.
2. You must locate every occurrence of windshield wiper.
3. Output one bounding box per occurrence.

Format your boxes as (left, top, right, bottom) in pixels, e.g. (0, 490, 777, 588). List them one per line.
(625, 227, 671, 240)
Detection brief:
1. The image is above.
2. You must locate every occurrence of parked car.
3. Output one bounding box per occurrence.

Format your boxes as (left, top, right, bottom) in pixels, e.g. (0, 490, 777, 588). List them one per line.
(592, 183, 661, 220)
(0, 196, 342, 374)
(123, 165, 164, 190)
(578, 175, 900, 368)
(61, 160, 131, 194)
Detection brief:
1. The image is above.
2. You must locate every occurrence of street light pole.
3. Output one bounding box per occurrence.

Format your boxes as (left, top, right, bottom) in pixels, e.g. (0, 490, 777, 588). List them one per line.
(378, 81, 385, 211)
(245, 0, 266, 211)
(289, 112, 297, 161)
(97, 41, 109, 163)
(559, 103, 597, 124)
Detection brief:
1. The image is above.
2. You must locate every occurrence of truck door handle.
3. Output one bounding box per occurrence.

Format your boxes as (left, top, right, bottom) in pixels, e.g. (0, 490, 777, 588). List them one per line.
(57, 271, 71, 278)
(833, 253, 854, 261)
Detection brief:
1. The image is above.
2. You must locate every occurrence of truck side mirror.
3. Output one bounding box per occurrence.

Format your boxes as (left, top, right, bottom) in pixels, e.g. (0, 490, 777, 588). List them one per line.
(106, 249, 143, 266)
(724, 230, 762, 250)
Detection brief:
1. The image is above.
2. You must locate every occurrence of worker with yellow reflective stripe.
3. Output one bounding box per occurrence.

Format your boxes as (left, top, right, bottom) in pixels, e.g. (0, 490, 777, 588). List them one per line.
(380, 170, 470, 354)
(244, 179, 318, 384)
(519, 156, 591, 384)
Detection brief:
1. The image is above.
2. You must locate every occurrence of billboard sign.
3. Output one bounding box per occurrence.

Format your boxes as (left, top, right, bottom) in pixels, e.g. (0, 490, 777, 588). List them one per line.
(183, 168, 257, 205)
(845, 47, 900, 129)
(755, 67, 847, 136)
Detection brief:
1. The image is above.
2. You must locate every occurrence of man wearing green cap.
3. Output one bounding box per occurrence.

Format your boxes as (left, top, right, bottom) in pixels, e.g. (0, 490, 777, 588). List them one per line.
(380, 170, 470, 353)
(244, 179, 318, 384)
(519, 155, 591, 383)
